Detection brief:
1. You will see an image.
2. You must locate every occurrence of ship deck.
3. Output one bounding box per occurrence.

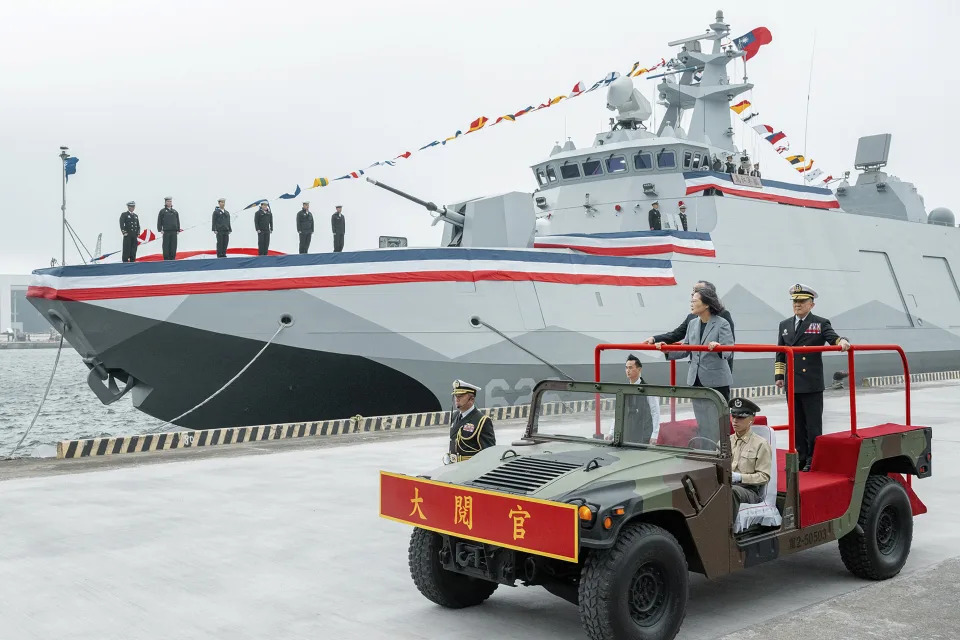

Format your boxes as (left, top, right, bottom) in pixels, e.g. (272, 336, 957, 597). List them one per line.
(1, 381, 958, 640)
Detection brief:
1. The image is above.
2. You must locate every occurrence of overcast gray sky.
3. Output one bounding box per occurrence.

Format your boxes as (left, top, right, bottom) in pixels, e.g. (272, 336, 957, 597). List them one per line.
(1, 0, 955, 273)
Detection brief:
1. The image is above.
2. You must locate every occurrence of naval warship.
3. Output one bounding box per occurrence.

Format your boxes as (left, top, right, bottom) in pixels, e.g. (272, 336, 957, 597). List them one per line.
(27, 11, 959, 430)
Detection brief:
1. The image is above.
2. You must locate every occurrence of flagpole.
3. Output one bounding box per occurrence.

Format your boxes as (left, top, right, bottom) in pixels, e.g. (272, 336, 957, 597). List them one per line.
(58, 146, 69, 266)
(801, 30, 817, 185)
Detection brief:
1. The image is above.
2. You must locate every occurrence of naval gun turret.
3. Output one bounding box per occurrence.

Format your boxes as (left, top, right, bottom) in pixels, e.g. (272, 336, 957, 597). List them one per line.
(366, 177, 535, 248)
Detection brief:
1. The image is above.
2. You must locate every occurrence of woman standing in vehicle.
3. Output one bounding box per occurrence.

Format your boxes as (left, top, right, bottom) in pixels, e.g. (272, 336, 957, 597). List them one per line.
(656, 288, 734, 441)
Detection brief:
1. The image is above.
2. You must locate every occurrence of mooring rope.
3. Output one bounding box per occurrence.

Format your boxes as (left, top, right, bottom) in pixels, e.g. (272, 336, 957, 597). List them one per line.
(7, 334, 65, 459)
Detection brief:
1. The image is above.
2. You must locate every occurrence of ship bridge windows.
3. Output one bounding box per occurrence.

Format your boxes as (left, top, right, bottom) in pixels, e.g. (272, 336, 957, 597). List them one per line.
(656, 150, 676, 169)
(693, 152, 703, 169)
(535, 167, 547, 186)
(683, 151, 693, 169)
(560, 162, 581, 180)
(582, 159, 604, 176)
(545, 166, 558, 184)
(605, 155, 627, 174)
(634, 152, 653, 171)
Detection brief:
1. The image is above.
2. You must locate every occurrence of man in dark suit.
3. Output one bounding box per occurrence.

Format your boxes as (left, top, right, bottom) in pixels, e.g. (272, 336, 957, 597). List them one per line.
(254, 202, 273, 255)
(211, 198, 231, 258)
(648, 201, 662, 231)
(642, 279, 736, 371)
(607, 355, 660, 444)
(775, 284, 851, 471)
(331, 205, 346, 252)
(157, 197, 180, 260)
(296, 201, 314, 254)
(119, 200, 140, 263)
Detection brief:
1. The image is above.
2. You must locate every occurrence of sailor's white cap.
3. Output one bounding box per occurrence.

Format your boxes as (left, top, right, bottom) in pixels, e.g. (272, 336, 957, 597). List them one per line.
(126, 200, 136, 206)
(452, 379, 481, 396)
(789, 283, 818, 300)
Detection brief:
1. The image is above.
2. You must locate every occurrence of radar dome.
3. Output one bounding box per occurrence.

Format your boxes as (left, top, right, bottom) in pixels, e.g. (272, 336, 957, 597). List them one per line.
(928, 207, 956, 227)
(606, 76, 635, 109)
(605, 75, 652, 123)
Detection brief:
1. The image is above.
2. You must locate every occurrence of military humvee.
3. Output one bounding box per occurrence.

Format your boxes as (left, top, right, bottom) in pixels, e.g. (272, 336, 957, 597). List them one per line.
(379, 346, 931, 640)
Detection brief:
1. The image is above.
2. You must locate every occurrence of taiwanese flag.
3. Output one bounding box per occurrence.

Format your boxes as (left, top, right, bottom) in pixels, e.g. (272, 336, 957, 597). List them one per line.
(733, 27, 773, 61)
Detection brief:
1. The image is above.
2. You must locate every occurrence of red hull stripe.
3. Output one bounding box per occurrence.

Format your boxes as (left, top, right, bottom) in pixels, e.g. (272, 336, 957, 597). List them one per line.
(533, 242, 716, 257)
(685, 183, 839, 209)
(27, 270, 677, 302)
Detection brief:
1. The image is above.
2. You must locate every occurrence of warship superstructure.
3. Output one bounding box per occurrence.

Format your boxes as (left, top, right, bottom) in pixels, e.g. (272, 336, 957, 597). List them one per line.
(28, 11, 959, 429)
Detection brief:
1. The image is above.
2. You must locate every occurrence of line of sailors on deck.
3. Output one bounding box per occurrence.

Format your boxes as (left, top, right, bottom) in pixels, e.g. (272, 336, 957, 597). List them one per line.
(118, 198, 347, 262)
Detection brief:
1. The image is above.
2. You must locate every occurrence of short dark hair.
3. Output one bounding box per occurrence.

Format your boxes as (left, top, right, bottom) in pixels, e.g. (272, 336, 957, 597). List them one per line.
(695, 280, 716, 292)
(693, 288, 725, 315)
(625, 354, 642, 368)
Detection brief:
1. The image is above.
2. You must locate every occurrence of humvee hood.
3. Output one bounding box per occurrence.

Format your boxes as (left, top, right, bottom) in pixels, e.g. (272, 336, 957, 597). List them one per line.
(425, 442, 716, 502)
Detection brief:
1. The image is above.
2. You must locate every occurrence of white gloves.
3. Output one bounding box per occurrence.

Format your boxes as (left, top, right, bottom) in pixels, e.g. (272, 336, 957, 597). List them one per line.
(732, 472, 742, 483)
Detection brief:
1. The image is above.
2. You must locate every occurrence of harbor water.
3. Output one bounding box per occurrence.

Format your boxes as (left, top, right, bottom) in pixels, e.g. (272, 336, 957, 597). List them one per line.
(0, 348, 163, 456)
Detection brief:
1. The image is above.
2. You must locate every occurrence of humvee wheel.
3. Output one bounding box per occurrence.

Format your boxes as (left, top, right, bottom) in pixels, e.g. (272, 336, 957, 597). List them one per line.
(578, 523, 688, 640)
(407, 528, 498, 608)
(838, 475, 913, 580)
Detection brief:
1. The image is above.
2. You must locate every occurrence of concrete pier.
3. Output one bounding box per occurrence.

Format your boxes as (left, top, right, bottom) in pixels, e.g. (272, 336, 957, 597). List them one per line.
(0, 381, 957, 639)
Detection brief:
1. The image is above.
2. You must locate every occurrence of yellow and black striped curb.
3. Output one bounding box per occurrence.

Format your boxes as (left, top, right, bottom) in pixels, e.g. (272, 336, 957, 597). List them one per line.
(54, 401, 586, 459)
(55, 371, 958, 459)
(861, 370, 960, 388)
(56, 411, 453, 459)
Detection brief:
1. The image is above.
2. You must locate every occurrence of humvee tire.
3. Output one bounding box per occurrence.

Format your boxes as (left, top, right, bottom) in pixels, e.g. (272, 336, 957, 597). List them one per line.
(408, 528, 498, 608)
(838, 475, 913, 580)
(578, 523, 688, 640)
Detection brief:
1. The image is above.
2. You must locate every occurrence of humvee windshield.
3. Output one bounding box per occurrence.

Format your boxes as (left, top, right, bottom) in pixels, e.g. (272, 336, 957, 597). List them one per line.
(528, 381, 727, 455)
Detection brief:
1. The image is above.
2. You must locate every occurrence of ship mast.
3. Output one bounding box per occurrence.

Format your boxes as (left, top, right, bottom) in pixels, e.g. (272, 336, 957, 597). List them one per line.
(656, 10, 752, 152)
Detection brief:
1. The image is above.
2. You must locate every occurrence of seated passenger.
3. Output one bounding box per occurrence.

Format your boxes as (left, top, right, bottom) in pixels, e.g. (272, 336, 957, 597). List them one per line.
(607, 354, 660, 444)
(729, 397, 772, 520)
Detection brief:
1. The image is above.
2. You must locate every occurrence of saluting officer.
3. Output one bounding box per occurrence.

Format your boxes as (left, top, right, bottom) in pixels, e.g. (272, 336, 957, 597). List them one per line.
(775, 284, 851, 471)
(157, 197, 181, 261)
(648, 201, 662, 231)
(254, 201, 273, 256)
(212, 198, 232, 258)
(446, 380, 496, 463)
(296, 200, 314, 254)
(119, 201, 141, 263)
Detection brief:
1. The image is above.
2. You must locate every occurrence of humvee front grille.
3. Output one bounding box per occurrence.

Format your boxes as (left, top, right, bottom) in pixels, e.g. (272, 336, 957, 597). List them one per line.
(469, 457, 582, 494)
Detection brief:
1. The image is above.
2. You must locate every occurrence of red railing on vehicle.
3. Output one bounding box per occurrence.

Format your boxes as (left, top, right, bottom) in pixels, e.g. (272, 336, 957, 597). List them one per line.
(593, 344, 911, 454)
